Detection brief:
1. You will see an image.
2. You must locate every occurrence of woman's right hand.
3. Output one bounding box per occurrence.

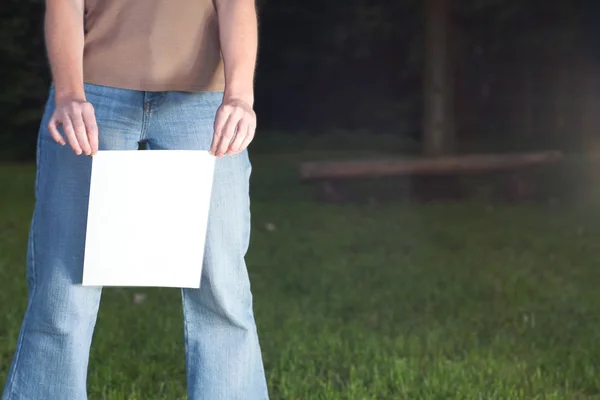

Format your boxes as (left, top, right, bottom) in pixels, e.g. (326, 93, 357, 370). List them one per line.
(48, 98, 99, 156)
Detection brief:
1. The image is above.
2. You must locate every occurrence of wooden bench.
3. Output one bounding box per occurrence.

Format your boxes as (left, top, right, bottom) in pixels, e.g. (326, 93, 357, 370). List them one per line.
(299, 150, 564, 202)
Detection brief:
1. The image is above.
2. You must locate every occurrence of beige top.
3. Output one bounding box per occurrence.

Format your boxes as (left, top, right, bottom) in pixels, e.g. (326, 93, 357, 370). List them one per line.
(83, 0, 224, 92)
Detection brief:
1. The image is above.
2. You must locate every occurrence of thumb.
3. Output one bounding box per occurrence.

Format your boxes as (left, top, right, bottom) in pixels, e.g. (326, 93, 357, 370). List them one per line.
(47, 117, 66, 146)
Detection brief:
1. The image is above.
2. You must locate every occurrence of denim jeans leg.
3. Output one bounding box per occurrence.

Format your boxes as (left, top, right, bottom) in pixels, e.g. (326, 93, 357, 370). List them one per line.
(2, 83, 144, 400)
(145, 91, 269, 400)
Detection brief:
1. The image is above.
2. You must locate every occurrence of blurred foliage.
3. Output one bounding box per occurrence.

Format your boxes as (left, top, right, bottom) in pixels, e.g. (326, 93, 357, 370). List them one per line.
(256, 0, 590, 144)
(0, 0, 593, 161)
(0, 0, 48, 161)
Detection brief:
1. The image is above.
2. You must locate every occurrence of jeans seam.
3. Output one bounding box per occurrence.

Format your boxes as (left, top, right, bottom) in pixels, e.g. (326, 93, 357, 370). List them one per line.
(140, 110, 150, 141)
(140, 97, 151, 141)
(181, 289, 191, 394)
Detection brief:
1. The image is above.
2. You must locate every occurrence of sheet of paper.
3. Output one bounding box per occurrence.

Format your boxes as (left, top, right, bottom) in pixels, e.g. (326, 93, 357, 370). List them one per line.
(82, 150, 215, 288)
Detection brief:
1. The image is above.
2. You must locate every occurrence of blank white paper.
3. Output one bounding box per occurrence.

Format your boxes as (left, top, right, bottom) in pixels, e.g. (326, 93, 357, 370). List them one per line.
(82, 150, 215, 288)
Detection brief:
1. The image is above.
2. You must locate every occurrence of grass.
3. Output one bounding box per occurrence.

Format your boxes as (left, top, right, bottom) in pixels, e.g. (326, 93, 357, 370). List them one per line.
(2, 140, 600, 399)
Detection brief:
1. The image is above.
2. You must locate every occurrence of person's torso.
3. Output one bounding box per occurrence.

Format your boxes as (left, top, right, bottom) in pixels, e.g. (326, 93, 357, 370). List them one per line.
(83, 0, 224, 92)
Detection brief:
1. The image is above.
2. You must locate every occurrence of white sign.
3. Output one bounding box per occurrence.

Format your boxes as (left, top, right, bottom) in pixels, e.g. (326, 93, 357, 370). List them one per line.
(82, 150, 215, 288)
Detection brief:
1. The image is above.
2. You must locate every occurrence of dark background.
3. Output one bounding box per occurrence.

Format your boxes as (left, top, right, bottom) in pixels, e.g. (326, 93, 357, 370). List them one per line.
(0, 0, 598, 161)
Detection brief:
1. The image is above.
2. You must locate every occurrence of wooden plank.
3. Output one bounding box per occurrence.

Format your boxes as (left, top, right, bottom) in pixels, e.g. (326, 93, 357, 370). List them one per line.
(299, 151, 563, 181)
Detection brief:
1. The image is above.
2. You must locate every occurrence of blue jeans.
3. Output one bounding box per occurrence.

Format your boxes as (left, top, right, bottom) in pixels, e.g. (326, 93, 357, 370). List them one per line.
(1, 83, 269, 400)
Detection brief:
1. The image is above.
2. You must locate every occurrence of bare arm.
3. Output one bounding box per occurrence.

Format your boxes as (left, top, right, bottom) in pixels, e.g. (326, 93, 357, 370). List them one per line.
(45, 0, 86, 102)
(45, 0, 98, 155)
(211, 0, 258, 157)
(215, 0, 258, 105)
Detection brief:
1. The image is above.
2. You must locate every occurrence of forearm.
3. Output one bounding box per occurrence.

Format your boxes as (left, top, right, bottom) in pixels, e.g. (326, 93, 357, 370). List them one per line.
(215, 0, 258, 106)
(45, 0, 86, 102)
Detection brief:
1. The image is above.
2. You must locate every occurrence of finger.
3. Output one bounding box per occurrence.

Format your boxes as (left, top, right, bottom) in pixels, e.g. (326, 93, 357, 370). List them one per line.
(47, 117, 66, 146)
(216, 113, 239, 157)
(62, 117, 82, 155)
(82, 102, 99, 155)
(226, 118, 249, 155)
(238, 122, 256, 153)
(211, 107, 229, 155)
(71, 111, 91, 155)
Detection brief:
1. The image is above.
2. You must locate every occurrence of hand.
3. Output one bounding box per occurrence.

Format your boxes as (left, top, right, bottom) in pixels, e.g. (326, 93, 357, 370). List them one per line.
(210, 97, 256, 157)
(48, 98, 99, 156)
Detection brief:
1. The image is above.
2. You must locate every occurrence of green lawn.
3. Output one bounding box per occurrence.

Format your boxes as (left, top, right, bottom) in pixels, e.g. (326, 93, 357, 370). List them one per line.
(2, 146, 600, 399)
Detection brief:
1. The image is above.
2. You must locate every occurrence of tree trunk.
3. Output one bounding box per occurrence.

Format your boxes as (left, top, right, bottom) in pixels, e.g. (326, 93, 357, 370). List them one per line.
(423, 0, 454, 156)
(522, 56, 534, 137)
